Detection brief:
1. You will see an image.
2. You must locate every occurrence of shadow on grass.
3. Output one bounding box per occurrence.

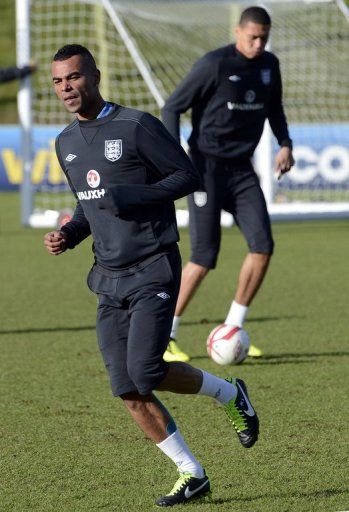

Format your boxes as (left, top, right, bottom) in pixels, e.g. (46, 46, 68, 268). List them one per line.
(203, 486, 348, 506)
(0, 316, 297, 335)
(0, 325, 96, 335)
(182, 315, 304, 326)
(248, 351, 349, 365)
(191, 350, 349, 364)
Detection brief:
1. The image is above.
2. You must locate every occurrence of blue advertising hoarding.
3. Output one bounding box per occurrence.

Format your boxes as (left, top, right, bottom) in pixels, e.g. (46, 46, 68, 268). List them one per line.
(0, 125, 66, 191)
(0, 124, 348, 191)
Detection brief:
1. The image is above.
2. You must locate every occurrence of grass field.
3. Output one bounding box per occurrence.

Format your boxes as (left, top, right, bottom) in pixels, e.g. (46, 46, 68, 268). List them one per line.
(1, 192, 348, 511)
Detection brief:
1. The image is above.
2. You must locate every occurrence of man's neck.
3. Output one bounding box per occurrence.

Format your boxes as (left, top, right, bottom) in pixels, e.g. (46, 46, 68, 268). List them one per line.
(77, 96, 106, 121)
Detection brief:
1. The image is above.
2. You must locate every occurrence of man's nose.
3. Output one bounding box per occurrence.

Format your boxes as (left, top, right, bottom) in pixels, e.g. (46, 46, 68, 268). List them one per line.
(255, 38, 265, 50)
(61, 79, 72, 91)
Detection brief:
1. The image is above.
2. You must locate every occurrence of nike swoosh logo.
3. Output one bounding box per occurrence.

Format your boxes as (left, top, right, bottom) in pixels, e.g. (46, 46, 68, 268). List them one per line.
(184, 480, 208, 499)
(236, 382, 255, 417)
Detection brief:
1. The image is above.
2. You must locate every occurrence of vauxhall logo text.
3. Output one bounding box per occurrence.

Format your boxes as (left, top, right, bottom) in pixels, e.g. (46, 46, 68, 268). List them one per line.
(77, 188, 106, 200)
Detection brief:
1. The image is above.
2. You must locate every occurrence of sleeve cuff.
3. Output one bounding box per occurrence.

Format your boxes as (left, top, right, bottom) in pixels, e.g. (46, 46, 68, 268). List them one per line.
(280, 139, 293, 149)
(59, 227, 76, 249)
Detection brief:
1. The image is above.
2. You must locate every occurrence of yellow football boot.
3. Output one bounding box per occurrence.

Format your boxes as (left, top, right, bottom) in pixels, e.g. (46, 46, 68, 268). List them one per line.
(248, 343, 263, 358)
(163, 339, 190, 362)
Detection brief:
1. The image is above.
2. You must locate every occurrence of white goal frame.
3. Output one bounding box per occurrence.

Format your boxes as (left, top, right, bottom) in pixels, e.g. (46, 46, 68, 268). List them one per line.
(16, 0, 349, 227)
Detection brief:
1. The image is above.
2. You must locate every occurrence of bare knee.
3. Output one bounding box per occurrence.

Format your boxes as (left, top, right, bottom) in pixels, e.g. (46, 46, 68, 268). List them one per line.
(184, 261, 210, 280)
(250, 252, 272, 269)
(120, 391, 151, 412)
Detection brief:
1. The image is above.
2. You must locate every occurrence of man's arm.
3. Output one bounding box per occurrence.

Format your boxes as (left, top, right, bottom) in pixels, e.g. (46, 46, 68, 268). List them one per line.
(0, 63, 36, 84)
(161, 55, 216, 142)
(268, 61, 295, 176)
(44, 201, 91, 255)
(52, 138, 91, 248)
(59, 201, 91, 249)
(44, 201, 91, 256)
(100, 114, 200, 215)
(268, 62, 292, 148)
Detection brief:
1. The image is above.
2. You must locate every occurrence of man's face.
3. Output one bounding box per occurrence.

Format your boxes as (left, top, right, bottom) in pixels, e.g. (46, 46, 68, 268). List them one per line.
(51, 54, 100, 119)
(235, 21, 270, 59)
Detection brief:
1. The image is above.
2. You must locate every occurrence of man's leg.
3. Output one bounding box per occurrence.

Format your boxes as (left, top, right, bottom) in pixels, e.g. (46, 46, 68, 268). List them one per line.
(166, 263, 209, 363)
(121, 362, 258, 506)
(121, 390, 210, 507)
(165, 154, 223, 362)
(234, 252, 271, 306)
(156, 362, 259, 449)
(225, 252, 271, 327)
(174, 262, 210, 317)
(91, 256, 210, 507)
(123, 250, 257, 506)
(224, 170, 274, 356)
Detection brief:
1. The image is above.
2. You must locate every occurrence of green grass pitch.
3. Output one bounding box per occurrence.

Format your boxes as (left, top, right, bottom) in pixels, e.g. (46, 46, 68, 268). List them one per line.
(0, 192, 348, 511)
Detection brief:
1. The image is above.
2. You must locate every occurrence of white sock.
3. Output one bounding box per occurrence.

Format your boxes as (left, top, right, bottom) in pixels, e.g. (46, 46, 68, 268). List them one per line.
(198, 370, 237, 405)
(170, 316, 181, 340)
(156, 429, 204, 478)
(225, 301, 248, 328)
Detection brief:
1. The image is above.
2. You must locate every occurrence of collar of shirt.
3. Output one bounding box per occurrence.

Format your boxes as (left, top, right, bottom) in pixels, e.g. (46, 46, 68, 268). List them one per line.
(97, 101, 116, 119)
(234, 44, 264, 64)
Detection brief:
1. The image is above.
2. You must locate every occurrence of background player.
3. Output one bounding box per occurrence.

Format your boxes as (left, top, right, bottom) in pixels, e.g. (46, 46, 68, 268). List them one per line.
(0, 62, 36, 83)
(162, 6, 295, 362)
(44, 44, 259, 507)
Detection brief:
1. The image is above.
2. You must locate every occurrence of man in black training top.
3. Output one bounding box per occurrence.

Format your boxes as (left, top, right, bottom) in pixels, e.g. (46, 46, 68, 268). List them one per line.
(162, 6, 295, 363)
(44, 45, 259, 507)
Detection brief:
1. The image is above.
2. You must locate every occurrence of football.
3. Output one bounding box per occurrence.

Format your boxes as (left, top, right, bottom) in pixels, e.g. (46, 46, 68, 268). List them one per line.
(206, 324, 250, 365)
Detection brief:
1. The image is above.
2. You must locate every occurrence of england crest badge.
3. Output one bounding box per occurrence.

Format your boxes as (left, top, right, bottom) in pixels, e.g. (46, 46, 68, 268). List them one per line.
(194, 191, 207, 207)
(261, 69, 271, 85)
(105, 139, 122, 162)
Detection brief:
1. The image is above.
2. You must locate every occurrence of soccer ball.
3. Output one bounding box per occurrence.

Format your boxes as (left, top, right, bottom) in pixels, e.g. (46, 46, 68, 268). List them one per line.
(206, 324, 250, 365)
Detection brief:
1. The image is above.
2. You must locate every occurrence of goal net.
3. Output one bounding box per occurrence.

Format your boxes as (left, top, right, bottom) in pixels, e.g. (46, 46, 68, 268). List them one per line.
(17, 0, 349, 226)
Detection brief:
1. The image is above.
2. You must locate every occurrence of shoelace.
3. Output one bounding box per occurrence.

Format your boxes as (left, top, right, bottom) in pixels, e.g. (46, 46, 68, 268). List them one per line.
(225, 401, 248, 431)
(168, 472, 193, 495)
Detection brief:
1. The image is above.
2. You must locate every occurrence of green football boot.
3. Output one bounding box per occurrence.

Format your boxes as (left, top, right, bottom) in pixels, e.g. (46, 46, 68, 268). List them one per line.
(155, 471, 211, 507)
(224, 377, 259, 448)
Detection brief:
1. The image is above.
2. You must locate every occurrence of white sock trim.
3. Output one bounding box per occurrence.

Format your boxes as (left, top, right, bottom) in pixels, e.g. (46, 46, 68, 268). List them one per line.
(157, 429, 204, 478)
(170, 316, 181, 340)
(198, 370, 237, 404)
(225, 301, 248, 328)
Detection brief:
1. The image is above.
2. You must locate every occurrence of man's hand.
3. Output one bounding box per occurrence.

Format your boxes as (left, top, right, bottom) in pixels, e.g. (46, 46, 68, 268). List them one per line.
(44, 230, 67, 255)
(275, 146, 295, 179)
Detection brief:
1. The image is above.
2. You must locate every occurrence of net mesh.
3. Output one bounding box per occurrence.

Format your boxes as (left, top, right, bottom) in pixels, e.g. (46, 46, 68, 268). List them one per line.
(29, 0, 349, 219)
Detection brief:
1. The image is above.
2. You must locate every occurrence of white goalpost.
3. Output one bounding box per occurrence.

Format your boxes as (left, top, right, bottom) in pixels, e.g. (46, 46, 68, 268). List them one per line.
(16, 0, 33, 226)
(16, 0, 349, 227)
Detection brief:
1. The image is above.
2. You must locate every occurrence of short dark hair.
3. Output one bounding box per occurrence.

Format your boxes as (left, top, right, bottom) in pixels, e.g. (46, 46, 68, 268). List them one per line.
(239, 6, 271, 26)
(53, 44, 97, 71)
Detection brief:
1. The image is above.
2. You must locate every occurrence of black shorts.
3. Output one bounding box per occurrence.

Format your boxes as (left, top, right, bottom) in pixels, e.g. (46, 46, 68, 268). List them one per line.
(87, 247, 181, 396)
(188, 151, 274, 269)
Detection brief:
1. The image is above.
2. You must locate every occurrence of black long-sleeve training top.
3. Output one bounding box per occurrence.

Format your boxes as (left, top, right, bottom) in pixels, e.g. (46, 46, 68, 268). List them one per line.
(56, 105, 200, 270)
(162, 44, 292, 161)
